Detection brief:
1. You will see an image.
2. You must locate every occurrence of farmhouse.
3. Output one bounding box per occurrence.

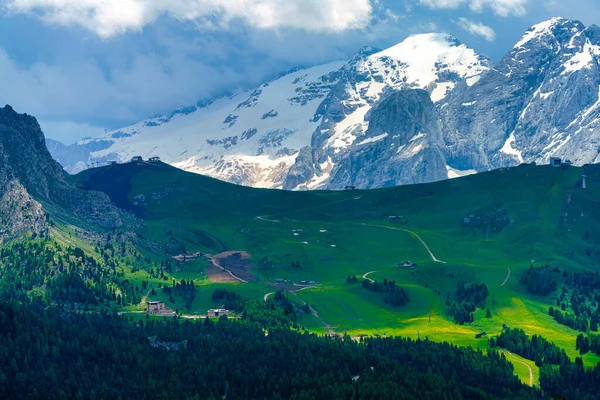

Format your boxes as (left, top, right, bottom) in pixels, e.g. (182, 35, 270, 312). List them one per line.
(550, 157, 561, 167)
(147, 301, 175, 316)
(172, 252, 203, 263)
(131, 156, 143, 162)
(398, 261, 418, 268)
(207, 309, 230, 318)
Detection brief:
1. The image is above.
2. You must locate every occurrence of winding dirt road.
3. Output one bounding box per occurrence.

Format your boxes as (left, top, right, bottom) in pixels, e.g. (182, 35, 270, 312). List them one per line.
(504, 350, 533, 386)
(263, 292, 275, 302)
(501, 268, 511, 286)
(362, 271, 376, 282)
(361, 224, 447, 264)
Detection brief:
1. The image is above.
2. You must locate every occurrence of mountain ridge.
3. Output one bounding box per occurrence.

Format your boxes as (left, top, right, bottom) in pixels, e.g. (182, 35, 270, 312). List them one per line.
(0, 105, 128, 241)
(47, 17, 600, 190)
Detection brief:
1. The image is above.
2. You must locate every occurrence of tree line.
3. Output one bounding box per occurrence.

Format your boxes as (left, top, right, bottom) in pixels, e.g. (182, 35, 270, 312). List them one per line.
(446, 282, 488, 325)
(0, 299, 540, 400)
(522, 265, 600, 333)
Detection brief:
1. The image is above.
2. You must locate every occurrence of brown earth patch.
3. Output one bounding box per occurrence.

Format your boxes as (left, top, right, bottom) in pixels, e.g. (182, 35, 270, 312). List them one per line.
(205, 251, 255, 283)
(206, 263, 238, 283)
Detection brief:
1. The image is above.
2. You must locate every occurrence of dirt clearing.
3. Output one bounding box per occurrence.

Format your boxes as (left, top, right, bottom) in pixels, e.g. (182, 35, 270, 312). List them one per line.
(205, 251, 255, 283)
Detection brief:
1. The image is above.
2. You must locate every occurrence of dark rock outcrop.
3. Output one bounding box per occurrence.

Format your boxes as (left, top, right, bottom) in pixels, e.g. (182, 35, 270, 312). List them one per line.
(0, 105, 126, 238)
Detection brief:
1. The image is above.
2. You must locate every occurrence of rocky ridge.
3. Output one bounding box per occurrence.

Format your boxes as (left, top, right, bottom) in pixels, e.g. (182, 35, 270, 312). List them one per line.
(47, 18, 600, 190)
(0, 105, 126, 239)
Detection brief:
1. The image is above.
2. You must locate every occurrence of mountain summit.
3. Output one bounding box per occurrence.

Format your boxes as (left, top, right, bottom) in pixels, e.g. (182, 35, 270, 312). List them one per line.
(0, 105, 125, 240)
(48, 18, 600, 190)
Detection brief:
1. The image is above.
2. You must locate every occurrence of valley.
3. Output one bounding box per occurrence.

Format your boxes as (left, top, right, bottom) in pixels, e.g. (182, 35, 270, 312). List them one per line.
(73, 159, 600, 378)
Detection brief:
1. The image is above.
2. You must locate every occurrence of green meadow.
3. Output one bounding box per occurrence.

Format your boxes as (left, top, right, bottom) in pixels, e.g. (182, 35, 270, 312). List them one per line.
(75, 161, 600, 376)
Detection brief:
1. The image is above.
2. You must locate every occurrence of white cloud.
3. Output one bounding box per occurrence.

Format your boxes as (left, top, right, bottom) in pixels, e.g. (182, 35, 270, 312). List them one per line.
(4, 0, 374, 37)
(456, 17, 496, 41)
(419, 0, 528, 16)
(419, 0, 464, 9)
(39, 120, 106, 143)
(469, 0, 527, 17)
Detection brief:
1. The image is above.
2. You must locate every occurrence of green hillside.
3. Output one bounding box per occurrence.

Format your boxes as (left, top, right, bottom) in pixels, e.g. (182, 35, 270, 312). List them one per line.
(75, 161, 600, 373)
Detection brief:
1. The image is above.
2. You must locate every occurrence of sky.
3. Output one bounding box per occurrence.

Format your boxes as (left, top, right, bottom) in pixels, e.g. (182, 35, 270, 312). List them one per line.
(0, 0, 599, 143)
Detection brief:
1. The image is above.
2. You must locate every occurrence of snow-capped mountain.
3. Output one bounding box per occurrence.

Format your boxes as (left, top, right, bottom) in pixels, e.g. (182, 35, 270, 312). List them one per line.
(49, 18, 600, 190)
(441, 17, 600, 172)
(72, 61, 345, 188)
(285, 33, 490, 189)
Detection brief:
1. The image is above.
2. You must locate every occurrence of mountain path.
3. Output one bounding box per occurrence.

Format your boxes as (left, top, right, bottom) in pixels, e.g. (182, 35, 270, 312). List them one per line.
(362, 271, 376, 282)
(501, 268, 511, 286)
(360, 224, 447, 264)
(263, 292, 275, 302)
(290, 291, 335, 335)
(139, 290, 151, 308)
(504, 350, 533, 386)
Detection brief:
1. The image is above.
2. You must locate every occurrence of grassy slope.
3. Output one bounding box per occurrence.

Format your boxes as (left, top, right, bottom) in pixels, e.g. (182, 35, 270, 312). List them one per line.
(75, 162, 600, 370)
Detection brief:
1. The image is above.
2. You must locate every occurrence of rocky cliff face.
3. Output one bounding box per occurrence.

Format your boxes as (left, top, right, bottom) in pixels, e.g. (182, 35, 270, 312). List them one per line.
(46, 18, 600, 190)
(441, 18, 600, 171)
(0, 105, 125, 238)
(314, 89, 447, 189)
(284, 34, 489, 189)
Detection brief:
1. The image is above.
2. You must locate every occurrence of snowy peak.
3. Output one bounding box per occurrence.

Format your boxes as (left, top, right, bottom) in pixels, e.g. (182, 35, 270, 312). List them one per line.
(47, 18, 600, 192)
(368, 33, 490, 101)
(514, 17, 585, 49)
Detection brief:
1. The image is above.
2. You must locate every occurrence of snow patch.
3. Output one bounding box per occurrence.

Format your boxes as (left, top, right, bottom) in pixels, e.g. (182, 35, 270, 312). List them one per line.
(561, 42, 600, 75)
(514, 17, 567, 49)
(499, 132, 524, 163)
(410, 132, 425, 142)
(466, 75, 481, 86)
(358, 133, 388, 145)
(326, 106, 370, 149)
(446, 165, 477, 179)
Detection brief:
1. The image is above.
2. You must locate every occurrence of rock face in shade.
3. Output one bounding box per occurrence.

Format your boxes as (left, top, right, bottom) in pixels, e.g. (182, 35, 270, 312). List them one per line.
(317, 89, 447, 190)
(47, 18, 600, 189)
(0, 105, 124, 240)
(440, 17, 600, 173)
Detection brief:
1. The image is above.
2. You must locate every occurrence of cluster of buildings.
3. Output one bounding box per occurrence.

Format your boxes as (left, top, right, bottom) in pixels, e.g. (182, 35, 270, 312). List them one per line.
(147, 301, 231, 319)
(130, 156, 161, 163)
(398, 261, 418, 268)
(387, 216, 405, 221)
(207, 309, 230, 318)
(549, 157, 572, 167)
(299, 280, 319, 285)
(147, 301, 176, 317)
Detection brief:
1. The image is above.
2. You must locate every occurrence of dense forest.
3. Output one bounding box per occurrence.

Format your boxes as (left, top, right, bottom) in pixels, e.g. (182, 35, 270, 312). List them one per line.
(489, 327, 600, 399)
(361, 278, 410, 307)
(576, 333, 600, 356)
(446, 282, 488, 324)
(522, 266, 600, 333)
(491, 327, 570, 366)
(0, 300, 540, 400)
(2, 236, 600, 398)
(0, 239, 140, 306)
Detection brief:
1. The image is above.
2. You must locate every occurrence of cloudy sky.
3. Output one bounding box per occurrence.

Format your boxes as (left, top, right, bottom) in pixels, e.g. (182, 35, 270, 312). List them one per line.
(0, 0, 598, 143)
